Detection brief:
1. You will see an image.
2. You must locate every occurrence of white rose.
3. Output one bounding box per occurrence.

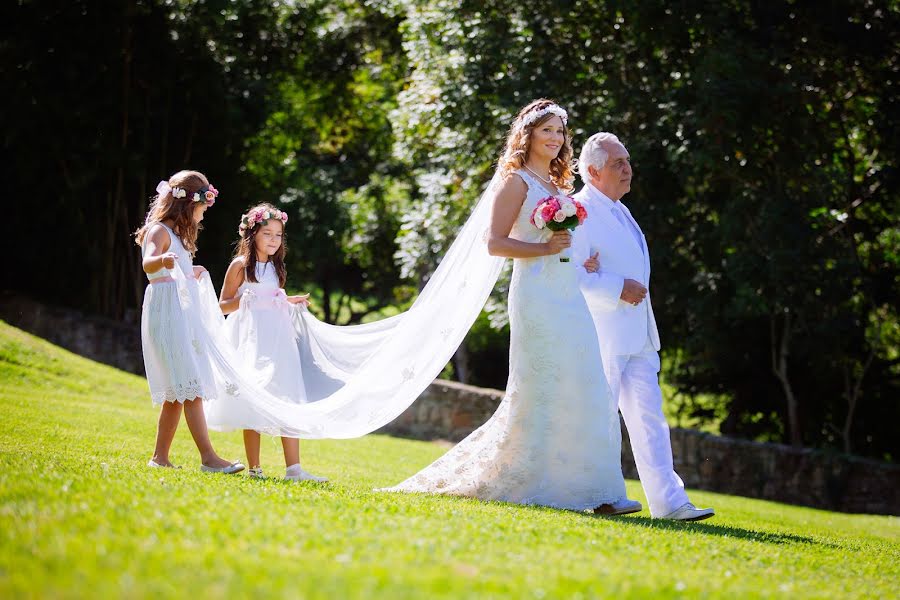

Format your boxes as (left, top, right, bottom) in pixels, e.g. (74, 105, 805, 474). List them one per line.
(553, 210, 566, 223)
(561, 201, 576, 217)
(264, 211, 271, 219)
(192, 192, 200, 202)
(534, 214, 545, 229)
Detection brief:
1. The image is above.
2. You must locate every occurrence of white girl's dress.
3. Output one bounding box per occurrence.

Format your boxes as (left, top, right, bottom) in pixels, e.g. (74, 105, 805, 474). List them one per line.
(140, 223, 216, 405)
(222, 262, 308, 405)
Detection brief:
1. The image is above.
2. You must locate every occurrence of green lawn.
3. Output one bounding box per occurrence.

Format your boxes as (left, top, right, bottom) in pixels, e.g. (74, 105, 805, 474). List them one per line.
(0, 320, 897, 599)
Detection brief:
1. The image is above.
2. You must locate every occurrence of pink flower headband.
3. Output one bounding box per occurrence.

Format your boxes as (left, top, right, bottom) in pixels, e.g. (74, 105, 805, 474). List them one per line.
(238, 207, 288, 237)
(156, 180, 219, 206)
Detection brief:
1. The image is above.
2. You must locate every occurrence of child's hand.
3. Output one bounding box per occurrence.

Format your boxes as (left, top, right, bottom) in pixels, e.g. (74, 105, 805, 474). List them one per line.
(192, 265, 208, 279)
(160, 253, 178, 270)
(583, 252, 600, 273)
(239, 290, 256, 309)
(287, 293, 311, 307)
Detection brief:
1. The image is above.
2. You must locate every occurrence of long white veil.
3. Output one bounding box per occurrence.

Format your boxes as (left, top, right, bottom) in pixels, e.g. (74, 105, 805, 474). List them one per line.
(189, 172, 506, 438)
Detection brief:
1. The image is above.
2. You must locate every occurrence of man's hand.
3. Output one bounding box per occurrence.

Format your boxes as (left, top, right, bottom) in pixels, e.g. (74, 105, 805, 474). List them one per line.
(621, 279, 647, 305)
(583, 252, 600, 273)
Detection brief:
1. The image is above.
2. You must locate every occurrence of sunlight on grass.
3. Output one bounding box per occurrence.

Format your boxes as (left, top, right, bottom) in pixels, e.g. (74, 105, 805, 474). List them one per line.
(1, 320, 897, 599)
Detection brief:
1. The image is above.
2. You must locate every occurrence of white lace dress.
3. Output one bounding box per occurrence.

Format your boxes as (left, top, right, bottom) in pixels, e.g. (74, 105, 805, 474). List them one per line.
(383, 170, 627, 510)
(140, 223, 216, 405)
(222, 262, 308, 404)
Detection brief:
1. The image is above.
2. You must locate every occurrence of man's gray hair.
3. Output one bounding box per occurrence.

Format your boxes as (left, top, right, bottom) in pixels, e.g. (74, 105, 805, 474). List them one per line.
(578, 132, 621, 182)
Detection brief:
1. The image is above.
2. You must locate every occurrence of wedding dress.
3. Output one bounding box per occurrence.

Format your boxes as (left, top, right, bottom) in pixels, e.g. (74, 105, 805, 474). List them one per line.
(380, 170, 626, 509)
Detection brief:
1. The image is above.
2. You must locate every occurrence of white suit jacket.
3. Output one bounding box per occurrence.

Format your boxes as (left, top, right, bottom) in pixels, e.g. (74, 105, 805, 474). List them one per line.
(572, 183, 661, 358)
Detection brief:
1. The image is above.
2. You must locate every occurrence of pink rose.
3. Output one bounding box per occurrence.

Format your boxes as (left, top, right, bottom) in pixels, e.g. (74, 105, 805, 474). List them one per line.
(575, 202, 587, 224)
(540, 203, 556, 222)
(553, 210, 566, 222)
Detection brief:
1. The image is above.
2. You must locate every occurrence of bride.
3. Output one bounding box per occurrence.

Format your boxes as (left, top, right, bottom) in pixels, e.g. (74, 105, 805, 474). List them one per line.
(381, 99, 627, 510)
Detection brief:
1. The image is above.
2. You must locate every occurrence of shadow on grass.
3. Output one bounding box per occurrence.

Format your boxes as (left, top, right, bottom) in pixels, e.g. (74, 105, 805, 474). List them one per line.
(240, 477, 851, 552)
(591, 513, 844, 549)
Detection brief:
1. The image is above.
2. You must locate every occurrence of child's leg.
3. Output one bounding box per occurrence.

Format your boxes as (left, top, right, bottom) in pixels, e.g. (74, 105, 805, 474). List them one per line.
(151, 401, 183, 466)
(281, 437, 300, 468)
(182, 397, 233, 468)
(243, 430, 262, 468)
(283, 439, 328, 482)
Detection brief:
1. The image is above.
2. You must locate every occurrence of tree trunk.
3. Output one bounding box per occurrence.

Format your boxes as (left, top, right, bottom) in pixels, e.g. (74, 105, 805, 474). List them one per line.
(453, 342, 469, 384)
(770, 311, 802, 447)
(106, 1, 134, 318)
(320, 274, 332, 324)
(842, 349, 875, 454)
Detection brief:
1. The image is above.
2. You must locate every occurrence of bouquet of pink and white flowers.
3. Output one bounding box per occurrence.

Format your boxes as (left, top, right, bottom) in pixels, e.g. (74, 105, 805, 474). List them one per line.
(530, 195, 588, 262)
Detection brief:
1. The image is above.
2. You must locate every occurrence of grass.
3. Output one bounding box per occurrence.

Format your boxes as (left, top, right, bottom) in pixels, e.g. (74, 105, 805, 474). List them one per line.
(0, 319, 898, 599)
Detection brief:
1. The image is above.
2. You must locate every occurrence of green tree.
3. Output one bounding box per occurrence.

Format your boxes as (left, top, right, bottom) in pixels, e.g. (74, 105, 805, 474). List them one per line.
(388, 0, 899, 458)
(242, 1, 410, 323)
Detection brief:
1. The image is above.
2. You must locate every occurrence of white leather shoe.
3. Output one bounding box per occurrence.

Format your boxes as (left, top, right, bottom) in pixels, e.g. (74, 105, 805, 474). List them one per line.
(594, 498, 643, 515)
(658, 502, 715, 521)
(147, 459, 181, 469)
(200, 461, 245, 474)
(284, 465, 328, 482)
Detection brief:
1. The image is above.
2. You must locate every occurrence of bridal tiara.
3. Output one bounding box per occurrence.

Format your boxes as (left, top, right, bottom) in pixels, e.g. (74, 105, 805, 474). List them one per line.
(520, 104, 568, 128)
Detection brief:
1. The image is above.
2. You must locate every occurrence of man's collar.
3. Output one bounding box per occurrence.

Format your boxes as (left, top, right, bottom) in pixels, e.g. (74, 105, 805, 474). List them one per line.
(585, 182, 618, 210)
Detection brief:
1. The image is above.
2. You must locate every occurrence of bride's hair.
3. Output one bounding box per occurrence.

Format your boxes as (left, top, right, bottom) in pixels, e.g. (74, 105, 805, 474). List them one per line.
(233, 203, 288, 287)
(134, 170, 208, 255)
(498, 98, 575, 192)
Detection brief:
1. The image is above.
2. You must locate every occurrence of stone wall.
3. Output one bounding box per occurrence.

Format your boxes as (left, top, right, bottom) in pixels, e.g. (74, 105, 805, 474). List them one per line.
(0, 292, 144, 375)
(3, 292, 898, 515)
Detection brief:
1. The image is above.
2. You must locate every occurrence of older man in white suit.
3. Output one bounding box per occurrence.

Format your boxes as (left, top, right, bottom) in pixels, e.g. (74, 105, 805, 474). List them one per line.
(573, 132, 714, 521)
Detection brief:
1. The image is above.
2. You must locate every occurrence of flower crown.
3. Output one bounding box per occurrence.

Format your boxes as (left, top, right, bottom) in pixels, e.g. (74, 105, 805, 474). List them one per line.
(520, 104, 568, 128)
(156, 180, 219, 206)
(239, 207, 288, 237)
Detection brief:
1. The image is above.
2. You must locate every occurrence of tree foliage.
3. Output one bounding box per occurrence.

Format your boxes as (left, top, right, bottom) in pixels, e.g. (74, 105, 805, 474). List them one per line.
(3, 0, 898, 459)
(389, 0, 900, 458)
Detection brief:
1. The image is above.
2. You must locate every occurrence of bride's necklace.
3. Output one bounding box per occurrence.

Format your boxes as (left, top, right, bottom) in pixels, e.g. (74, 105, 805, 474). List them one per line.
(524, 164, 552, 184)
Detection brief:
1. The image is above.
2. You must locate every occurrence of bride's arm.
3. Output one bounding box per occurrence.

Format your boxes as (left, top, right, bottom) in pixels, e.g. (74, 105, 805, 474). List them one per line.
(487, 174, 570, 258)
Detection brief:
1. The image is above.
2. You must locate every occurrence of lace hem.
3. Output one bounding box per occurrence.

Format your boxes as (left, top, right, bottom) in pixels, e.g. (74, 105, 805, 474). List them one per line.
(149, 381, 213, 405)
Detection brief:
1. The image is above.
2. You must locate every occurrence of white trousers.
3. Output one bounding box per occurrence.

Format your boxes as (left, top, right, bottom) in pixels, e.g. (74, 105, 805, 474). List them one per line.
(606, 339, 688, 517)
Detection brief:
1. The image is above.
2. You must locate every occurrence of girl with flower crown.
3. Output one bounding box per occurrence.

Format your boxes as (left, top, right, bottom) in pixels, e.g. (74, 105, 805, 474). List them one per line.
(134, 170, 244, 474)
(217, 203, 328, 482)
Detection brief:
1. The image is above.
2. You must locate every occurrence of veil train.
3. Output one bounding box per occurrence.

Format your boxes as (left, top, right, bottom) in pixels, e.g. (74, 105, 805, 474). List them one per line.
(187, 172, 506, 439)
